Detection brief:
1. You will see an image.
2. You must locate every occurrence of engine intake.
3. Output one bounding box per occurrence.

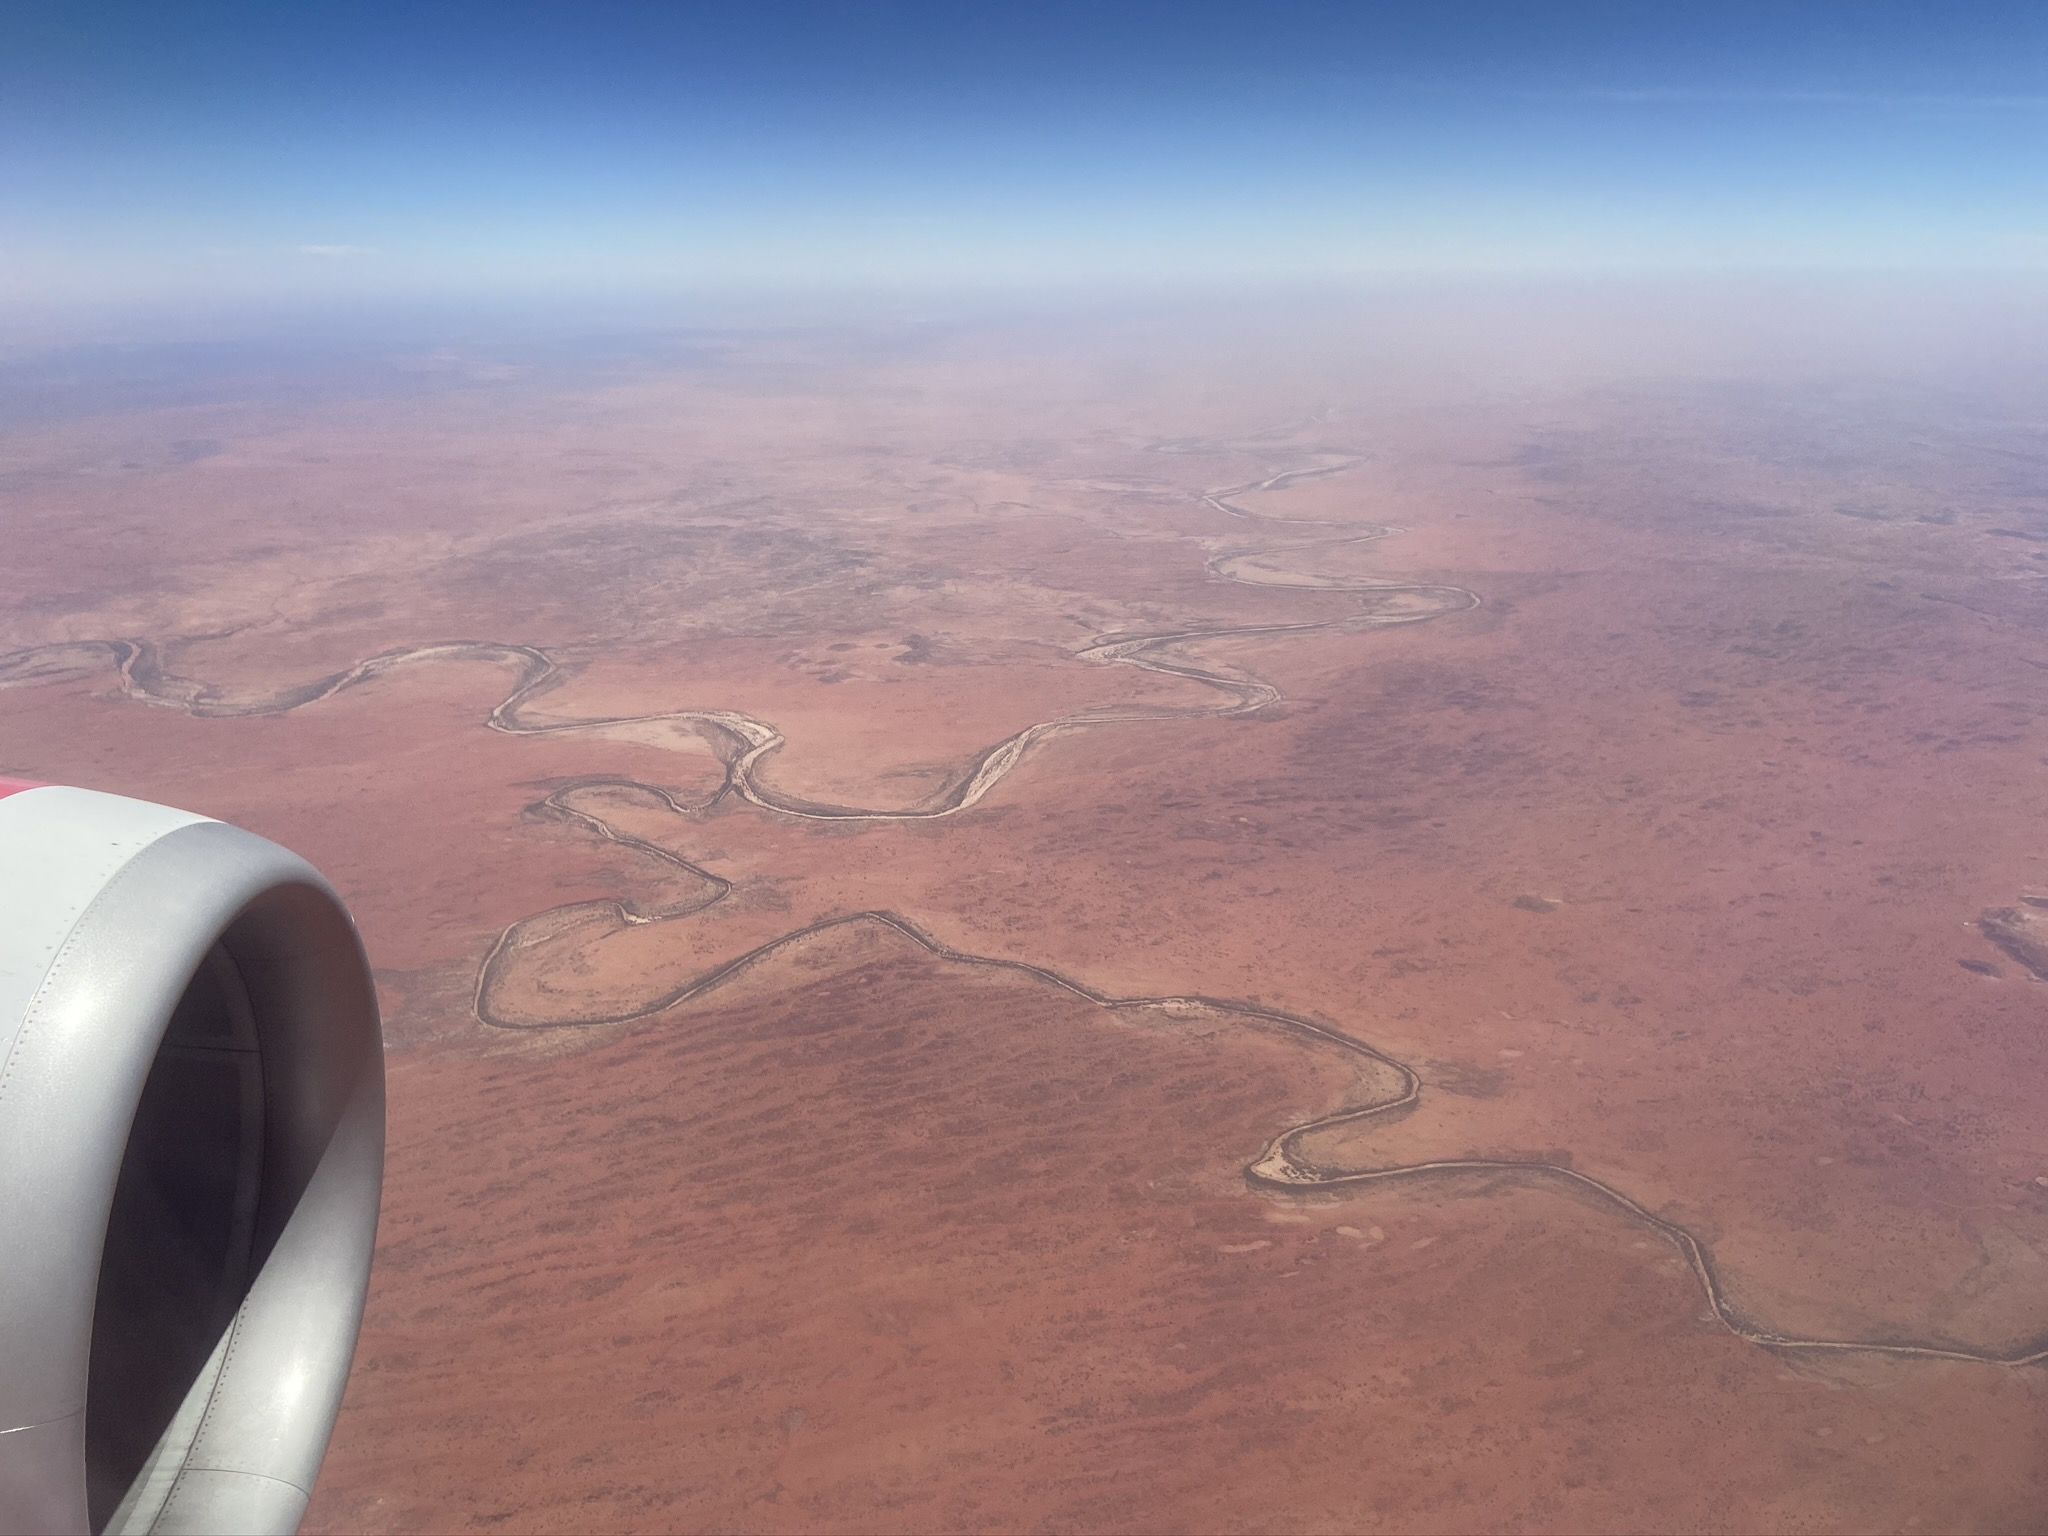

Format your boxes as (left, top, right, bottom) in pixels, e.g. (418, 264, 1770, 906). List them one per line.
(0, 786, 384, 1535)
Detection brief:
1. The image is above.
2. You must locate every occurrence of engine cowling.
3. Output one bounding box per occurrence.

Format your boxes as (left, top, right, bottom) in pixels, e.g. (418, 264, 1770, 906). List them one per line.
(0, 782, 384, 1536)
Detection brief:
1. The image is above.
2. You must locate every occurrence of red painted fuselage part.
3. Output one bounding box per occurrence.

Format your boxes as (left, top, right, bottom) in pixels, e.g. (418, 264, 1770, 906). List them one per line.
(0, 778, 47, 800)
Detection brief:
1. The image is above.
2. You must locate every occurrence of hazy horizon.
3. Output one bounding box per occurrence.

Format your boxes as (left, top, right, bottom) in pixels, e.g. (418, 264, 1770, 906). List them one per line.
(7, 0, 2048, 333)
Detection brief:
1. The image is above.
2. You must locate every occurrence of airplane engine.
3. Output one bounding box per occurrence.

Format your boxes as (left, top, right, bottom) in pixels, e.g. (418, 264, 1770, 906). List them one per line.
(0, 782, 384, 1536)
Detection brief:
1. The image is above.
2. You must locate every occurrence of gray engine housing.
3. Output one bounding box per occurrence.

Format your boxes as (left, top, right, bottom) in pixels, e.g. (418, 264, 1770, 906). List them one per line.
(0, 787, 384, 1535)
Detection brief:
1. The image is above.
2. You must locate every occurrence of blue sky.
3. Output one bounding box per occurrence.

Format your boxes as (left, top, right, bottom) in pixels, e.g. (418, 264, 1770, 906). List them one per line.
(5, 0, 2047, 317)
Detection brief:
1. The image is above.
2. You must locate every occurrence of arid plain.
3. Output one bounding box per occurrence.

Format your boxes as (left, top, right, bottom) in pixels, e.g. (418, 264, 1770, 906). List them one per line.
(4, 306, 2048, 1531)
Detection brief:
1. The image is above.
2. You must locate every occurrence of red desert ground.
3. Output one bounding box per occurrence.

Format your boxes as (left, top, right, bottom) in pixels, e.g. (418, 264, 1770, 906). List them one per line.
(4, 309, 2047, 1531)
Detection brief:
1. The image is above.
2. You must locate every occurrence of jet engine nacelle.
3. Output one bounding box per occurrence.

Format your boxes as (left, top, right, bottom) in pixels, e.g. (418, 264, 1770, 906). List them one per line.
(0, 782, 383, 1536)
